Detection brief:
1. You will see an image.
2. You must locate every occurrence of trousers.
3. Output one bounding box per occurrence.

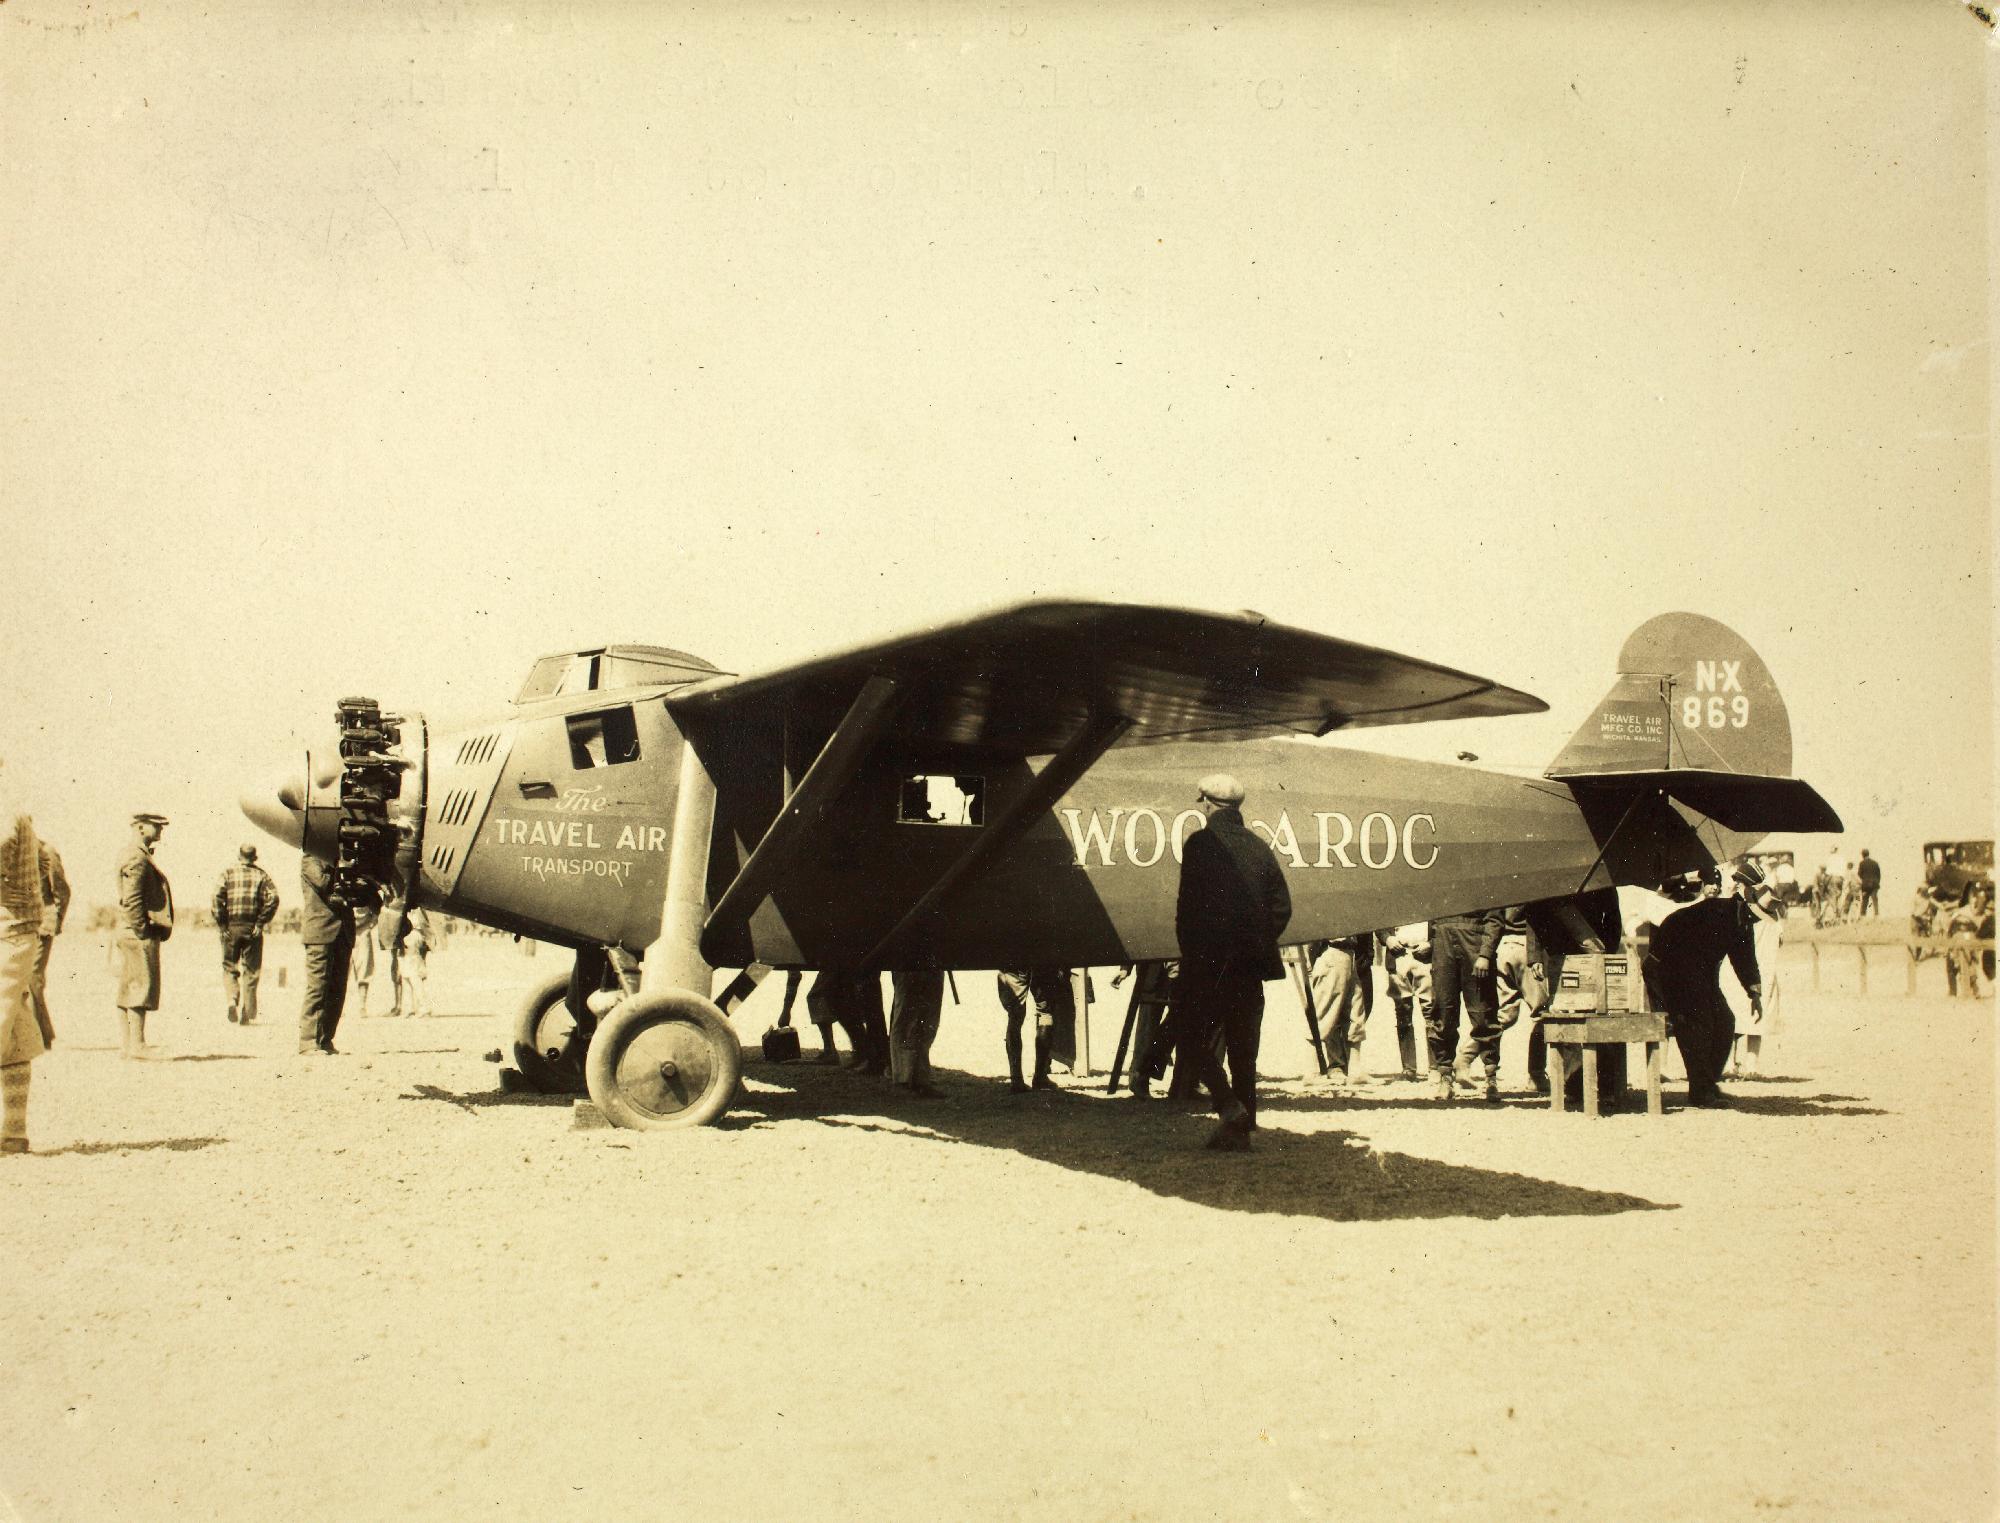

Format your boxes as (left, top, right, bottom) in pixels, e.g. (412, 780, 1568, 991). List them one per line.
(1308, 945, 1369, 1075)
(220, 929, 264, 1023)
(1176, 963, 1264, 1123)
(300, 929, 355, 1051)
(889, 971, 944, 1086)
(1647, 958, 1735, 1095)
(1428, 923, 1497, 1075)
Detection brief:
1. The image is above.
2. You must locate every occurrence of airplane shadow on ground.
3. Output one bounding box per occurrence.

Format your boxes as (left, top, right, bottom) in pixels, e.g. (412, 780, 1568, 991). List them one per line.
(729, 1064, 1678, 1224)
(35, 1136, 227, 1157)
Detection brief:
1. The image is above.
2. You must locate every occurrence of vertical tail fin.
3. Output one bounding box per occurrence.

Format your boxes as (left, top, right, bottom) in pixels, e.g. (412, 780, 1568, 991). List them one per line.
(1547, 612, 1795, 780)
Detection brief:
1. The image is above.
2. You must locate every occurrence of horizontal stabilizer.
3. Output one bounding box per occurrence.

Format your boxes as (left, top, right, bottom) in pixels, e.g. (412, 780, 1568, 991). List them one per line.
(1561, 769, 1843, 834)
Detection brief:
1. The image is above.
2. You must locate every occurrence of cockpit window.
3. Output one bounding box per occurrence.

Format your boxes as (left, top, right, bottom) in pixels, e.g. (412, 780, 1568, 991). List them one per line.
(518, 655, 592, 703)
(897, 774, 984, 826)
(567, 707, 641, 769)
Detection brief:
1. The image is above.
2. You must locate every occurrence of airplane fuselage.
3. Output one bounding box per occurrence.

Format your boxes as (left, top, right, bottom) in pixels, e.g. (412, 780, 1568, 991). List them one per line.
(393, 690, 1711, 969)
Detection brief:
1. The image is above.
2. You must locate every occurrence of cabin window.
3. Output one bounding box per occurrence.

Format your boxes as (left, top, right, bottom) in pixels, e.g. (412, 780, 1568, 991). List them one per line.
(567, 706, 641, 769)
(898, 774, 984, 827)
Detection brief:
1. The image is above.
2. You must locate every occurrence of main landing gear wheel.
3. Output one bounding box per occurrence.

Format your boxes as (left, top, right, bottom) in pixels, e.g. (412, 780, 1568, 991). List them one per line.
(511, 972, 589, 1095)
(584, 992, 742, 1131)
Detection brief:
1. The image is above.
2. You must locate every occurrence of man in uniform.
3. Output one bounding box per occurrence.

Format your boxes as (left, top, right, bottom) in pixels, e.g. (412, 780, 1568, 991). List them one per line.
(115, 812, 174, 1059)
(1174, 772, 1291, 1151)
(1643, 866, 1761, 1107)
(1428, 903, 1504, 1102)
(213, 844, 279, 1025)
(1456, 903, 1528, 1095)
(298, 854, 355, 1054)
(997, 968, 1070, 1093)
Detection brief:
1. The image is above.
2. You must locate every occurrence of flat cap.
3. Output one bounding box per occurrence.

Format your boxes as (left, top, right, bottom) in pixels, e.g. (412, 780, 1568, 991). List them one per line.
(132, 812, 170, 827)
(1195, 772, 1246, 806)
(239, 844, 258, 861)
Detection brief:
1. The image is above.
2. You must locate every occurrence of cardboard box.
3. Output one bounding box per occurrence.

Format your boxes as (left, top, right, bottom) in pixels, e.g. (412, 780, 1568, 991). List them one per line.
(1548, 939, 1653, 1016)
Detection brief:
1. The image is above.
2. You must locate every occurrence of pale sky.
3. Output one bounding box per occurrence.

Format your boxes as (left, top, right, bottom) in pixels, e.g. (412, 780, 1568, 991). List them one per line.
(2, 0, 1990, 911)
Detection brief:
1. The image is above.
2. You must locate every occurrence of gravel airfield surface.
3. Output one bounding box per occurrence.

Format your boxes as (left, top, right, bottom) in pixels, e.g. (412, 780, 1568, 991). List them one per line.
(3, 933, 1993, 1522)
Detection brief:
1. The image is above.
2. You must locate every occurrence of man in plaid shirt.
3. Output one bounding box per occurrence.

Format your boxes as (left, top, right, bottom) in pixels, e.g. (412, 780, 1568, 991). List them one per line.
(213, 844, 280, 1025)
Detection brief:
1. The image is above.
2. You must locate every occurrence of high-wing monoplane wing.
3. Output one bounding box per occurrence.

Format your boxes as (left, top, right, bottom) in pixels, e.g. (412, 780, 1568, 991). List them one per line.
(666, 599, 1545, 752)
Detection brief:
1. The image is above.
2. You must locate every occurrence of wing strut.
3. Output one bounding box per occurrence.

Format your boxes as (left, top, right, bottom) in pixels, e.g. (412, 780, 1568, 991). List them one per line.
(863, 710, 1134, 969)
(702, 675, 906, 946)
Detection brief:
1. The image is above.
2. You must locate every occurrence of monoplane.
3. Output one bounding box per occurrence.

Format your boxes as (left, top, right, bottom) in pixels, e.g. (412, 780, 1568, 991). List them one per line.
(241, 602, 1840, 1129)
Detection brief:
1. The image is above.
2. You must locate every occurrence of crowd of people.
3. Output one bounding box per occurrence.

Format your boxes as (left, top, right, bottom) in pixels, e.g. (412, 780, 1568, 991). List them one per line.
(0, 747, 1990, 1155)
(748, 778, 1814, 1145)
(1809, 848, 1882, 926)
(1278, 861, 1784, 1114)
(0, 785, 456, 1154)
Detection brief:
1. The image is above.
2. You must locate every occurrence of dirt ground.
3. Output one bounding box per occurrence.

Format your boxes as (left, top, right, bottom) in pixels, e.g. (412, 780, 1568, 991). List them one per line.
(2, 932, 1993, 1523)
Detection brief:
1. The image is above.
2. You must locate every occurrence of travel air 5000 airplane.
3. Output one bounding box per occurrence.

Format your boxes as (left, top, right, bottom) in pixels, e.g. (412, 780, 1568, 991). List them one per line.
(240, 601, 1839, 1131)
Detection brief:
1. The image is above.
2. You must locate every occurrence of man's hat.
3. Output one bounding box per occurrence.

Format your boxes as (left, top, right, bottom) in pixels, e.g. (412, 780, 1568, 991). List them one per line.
(1732, 860, 1766, 888)
(1195, 772, 1247, 806)
(132, 812, 170, 828)
(239, 844, 258, 861)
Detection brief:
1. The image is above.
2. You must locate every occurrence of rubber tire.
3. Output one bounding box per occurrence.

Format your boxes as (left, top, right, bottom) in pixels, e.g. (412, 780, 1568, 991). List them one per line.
(584, 991, 742, 1131)
(511, 972, 589, 1095)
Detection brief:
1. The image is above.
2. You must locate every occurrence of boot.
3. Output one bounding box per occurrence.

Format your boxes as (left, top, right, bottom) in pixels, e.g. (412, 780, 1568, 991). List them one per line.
(1396, 1027, 1418, 1082)
(813, 1021, 841, 1065)
(122, 1011, 160, 1061)
(2, 1061, 29, 1154)
(1005, 1028, 1027, 1092)
(1433, 1063, 1455, 1102)
(1031, 1030, 1056, 1090)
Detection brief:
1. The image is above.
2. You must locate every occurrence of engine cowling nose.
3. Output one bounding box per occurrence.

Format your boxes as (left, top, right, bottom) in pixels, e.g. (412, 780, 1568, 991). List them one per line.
(239, 751, 344, 857)
(239, 711, 428, 900)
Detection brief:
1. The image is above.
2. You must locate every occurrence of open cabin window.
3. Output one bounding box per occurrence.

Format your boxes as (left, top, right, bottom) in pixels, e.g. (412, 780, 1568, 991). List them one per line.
(567, 706, 640, 769)
(897, 774, 984, 827)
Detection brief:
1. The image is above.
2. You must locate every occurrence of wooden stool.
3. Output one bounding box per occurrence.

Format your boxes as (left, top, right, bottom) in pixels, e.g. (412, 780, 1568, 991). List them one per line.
(1542, 1013, 1668, 1118)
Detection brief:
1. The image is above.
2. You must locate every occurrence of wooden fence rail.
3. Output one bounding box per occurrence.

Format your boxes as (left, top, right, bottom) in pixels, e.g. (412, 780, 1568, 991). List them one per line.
(1801, 935, 1996, 994)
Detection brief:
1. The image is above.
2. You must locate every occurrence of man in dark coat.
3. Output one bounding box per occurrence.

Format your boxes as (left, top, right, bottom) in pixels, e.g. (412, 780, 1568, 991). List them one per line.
(1643, 868, 1761, 1107)
(1174, 772, 1292, 1150)
(115, 813, 174, 1059)
(1855, 850, 1882, 917)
